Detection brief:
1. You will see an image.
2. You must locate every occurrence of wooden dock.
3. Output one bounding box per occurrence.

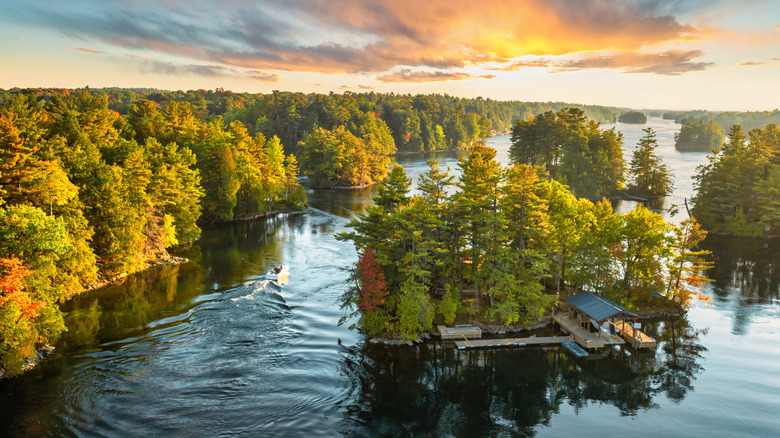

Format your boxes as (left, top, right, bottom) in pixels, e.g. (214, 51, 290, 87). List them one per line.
(601, 333, 626, 345)
(552, 314, 605, 349)
(614, 321, 656, 348)
(438, 325, 482, 340)
(454, 336, 571, 350)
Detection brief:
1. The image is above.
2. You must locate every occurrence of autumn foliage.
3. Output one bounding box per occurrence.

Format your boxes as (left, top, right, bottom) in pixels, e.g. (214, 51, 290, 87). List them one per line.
(357, 249, 388, 312)
(0, 257, 47, 374)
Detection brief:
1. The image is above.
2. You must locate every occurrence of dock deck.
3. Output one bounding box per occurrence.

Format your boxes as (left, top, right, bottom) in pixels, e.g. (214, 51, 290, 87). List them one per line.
(454, 336, 571, 350)
(614, 321, 656, 348)
(552, 314, 605, 349)
(438, 325, 482, 340)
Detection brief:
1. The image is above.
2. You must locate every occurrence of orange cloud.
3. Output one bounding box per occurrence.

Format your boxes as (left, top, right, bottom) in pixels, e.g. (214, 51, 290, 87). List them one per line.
(17, 0, 703, 78)
(70, 47, 105, 54)
(493, 50, 713, 75)
(377, 69, 496, 83)
(739, 57, 780, 67)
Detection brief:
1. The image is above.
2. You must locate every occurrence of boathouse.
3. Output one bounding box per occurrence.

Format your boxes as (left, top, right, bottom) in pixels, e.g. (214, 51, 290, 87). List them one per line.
(554, 291, 656, 349)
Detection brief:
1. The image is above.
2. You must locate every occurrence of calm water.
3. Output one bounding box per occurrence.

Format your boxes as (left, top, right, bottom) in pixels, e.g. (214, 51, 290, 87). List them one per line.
(2, 118, 779, 437)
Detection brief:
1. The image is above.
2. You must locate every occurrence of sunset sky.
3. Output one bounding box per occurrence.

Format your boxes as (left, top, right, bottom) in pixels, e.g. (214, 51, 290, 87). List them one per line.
(2, 0, 779, 111)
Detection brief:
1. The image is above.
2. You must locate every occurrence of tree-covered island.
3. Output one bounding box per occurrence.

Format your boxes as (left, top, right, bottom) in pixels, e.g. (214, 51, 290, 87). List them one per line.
(338, 145, 711, 342)
(618, 111, 648, 124)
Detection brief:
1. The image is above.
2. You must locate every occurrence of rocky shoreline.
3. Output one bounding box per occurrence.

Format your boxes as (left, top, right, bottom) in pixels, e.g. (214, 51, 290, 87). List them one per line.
(367, 308, 684, 346)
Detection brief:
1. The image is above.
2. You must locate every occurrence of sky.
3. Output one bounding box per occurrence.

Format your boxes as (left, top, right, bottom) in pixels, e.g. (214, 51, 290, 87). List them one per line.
(1, 0, 779, 111)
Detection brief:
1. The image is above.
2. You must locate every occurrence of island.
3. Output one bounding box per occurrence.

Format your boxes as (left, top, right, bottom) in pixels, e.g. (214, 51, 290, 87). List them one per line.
(337, 144, 711, 343)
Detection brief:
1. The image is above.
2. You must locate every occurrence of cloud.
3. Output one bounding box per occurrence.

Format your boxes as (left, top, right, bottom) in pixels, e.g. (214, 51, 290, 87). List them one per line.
(3, 0, 704, 75)
(11, 37, 24, 41)
(377, 69, 496, 83)
(130, 58, 281, 82)
(739, 57, 780, 67)
(493, 50, 713, 75)
(738, 60, 768, 66)
(70, 47, 105, 54)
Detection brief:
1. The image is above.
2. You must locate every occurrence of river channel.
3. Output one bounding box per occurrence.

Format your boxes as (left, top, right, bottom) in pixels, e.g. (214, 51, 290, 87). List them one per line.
(1, 118, 779, 437)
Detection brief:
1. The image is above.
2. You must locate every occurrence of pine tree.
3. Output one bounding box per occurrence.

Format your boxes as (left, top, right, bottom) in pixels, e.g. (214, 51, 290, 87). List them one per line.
(628, 128, 673, 196)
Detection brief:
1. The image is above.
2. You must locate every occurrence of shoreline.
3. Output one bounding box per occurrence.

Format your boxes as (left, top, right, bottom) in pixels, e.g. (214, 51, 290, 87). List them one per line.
(197, 208, 309, 225)
(368, 308, 684, 346)
(1, 254, 193, 379)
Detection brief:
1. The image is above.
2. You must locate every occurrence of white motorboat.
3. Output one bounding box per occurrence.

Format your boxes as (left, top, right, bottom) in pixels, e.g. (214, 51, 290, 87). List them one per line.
(266, 265, 289, 281)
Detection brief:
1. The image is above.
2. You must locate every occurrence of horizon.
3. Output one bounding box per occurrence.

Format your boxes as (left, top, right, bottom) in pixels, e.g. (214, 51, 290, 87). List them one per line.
(2, 1, 780, 112)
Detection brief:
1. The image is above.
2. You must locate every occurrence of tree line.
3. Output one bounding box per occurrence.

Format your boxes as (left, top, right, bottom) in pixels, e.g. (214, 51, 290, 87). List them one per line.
(691, 123, 780, 237)
(0, 91, 304, 375)
(510, 108, 673, 199)
(339, 145, 710, 341)
(2, 88, 631, 188)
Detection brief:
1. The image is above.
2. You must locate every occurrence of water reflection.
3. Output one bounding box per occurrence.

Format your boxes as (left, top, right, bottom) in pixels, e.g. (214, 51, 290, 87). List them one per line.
(701, 235, 780, 303)
(343, 316, 707, 437)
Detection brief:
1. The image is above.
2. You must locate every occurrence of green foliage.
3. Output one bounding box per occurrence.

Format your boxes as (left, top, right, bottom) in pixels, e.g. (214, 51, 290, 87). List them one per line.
(665, 219, 713, 308)
(0, 91, 310, 373)
(628, 128, 673, 196)
(339, 149, 710, 340)
(618, 111, 647, 124)
(675, 120, 725, 152)
(0, 205, 75, 375)
(666, 109, 780, 132)
(437, 286, 460, 325)
(691, 123, 780, 236)
(299, 126, 394, 187)
(510, 108, 625, 198)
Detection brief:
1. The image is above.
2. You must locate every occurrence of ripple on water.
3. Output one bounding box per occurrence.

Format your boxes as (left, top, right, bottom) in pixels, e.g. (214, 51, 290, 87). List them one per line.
(49, 275, 355, 437)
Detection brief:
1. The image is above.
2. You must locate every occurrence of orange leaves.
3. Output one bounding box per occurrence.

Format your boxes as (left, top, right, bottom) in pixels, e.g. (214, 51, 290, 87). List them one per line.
(0, 257, 45, 323)
(357, 248, 388, 312)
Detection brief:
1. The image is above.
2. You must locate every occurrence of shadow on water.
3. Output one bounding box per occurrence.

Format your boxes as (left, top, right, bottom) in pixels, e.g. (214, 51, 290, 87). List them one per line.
(340, 316, 707, 437)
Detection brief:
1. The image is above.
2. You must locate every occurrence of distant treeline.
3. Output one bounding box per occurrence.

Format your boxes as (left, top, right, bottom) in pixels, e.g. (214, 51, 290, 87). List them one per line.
(664, 109, 780, 132)
(0, 88, 624, 155)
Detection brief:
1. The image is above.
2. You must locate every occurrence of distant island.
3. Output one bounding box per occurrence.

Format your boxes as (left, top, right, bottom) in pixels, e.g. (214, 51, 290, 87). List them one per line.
(618, 111, 648, 124)
(675, 120, 725, 152)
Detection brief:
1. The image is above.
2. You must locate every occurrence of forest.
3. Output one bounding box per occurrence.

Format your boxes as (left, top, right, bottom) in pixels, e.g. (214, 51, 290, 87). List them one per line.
(338, 145, 710, 341)
(0, 90, 304, 375)
(0, 87, 628, 375)
(691, 123, 780, 237)
(2, 85, 762, 373)
(509, 109, 672, 199)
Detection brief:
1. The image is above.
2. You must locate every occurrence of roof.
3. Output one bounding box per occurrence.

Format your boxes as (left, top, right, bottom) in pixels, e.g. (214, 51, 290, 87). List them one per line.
(564, 291, 637, 322)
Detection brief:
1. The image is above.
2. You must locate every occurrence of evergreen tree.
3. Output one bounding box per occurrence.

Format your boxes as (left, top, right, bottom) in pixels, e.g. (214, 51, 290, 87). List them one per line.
(628, 128, 673, 196)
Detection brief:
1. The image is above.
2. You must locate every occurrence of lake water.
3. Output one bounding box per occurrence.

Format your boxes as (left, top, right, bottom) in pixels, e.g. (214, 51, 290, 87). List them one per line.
(2, 118, 779, 437)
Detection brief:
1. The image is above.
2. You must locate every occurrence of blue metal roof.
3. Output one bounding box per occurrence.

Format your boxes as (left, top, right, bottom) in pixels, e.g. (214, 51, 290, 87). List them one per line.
(564, 291, 637, 322)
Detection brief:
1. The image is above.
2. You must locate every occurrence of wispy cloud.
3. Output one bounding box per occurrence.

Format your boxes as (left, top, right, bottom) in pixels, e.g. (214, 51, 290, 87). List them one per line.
(70, 47, 105, 54)
(129, 58, 281, 82)
(11, 37, 24, 41)
(738, 60, 768, 66)
(492, 50, 713, 76)
(739, 57, 780, 67)
(3, 0, 704, 78)
(377, 69, 496, 83)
